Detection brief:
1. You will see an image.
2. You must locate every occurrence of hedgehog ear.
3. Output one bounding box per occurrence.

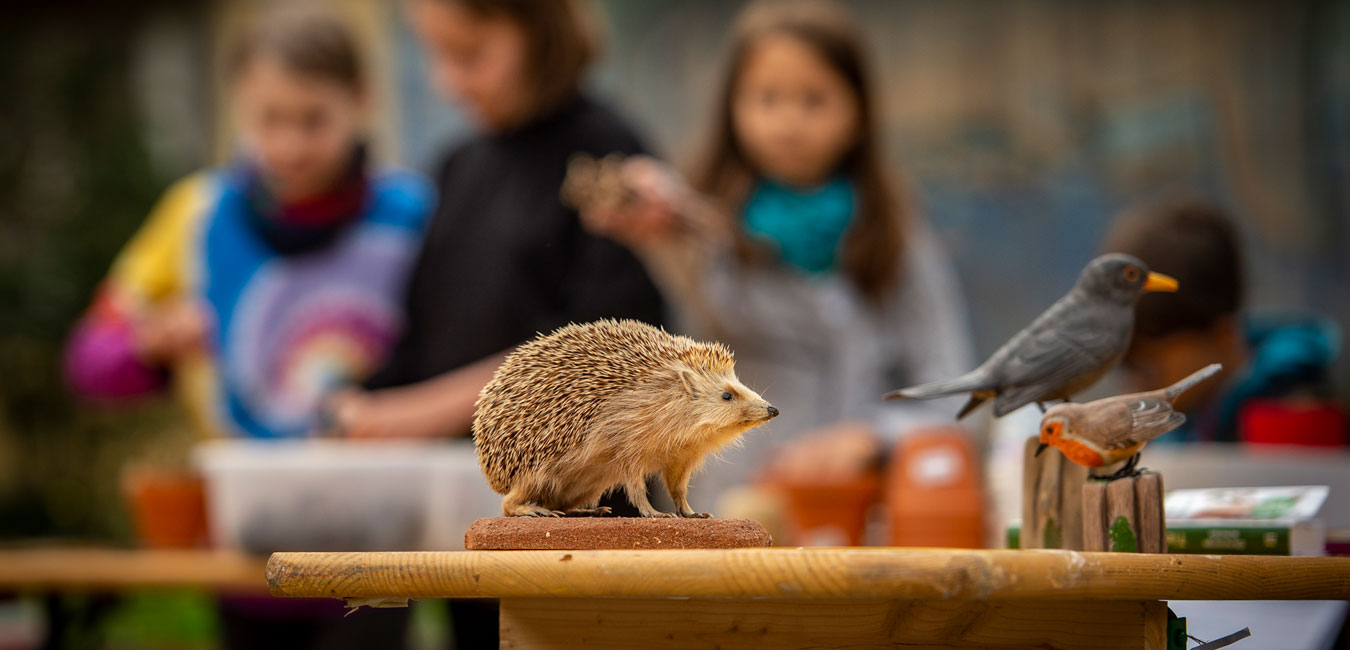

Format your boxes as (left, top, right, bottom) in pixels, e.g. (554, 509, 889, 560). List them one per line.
(678, 369, 700, 399)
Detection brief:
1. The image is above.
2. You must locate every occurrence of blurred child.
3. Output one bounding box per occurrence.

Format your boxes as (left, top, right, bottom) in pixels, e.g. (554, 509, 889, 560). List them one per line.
(64, 9, 430, 648)
(1103, 199, 1343, 444)
(579, 0, 974, 502)
(65, 11, 431, 440)
(331, 0, 663, 441)
(329, 1, 665, 645)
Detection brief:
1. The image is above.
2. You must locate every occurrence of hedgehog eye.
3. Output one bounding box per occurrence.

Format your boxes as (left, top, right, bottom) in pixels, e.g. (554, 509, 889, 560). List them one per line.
(1123, 265, 1140, 282)
(721, 391, 733, 401)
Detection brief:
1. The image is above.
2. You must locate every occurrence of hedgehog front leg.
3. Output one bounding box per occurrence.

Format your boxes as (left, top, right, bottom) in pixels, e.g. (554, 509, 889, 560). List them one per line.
(663, 460, 711, 518)
(625, 477, 675, 518)
(502, 485, 564, 517)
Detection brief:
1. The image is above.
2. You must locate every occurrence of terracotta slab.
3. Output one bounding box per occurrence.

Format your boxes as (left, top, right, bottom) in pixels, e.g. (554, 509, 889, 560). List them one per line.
(465, 517, 772, 550)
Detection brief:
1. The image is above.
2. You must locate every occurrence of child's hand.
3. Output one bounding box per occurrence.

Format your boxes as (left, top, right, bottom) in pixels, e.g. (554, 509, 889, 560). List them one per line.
(325, 387, 466, 440)
(766, 421, 883, 484)
(569, 155, 682, 250)
(134, 298, 209, 363)
(327, 389, 405, 439)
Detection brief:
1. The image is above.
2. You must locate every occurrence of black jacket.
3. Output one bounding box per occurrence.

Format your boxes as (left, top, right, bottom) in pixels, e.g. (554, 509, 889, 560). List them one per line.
(369, 95, 665, 389)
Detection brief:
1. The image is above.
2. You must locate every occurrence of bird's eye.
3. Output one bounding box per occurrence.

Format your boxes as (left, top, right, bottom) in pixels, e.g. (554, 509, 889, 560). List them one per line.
(1123, 265, 1140, 282)
(721, 392, 733, 401)
(1044, 426, 1053, 435)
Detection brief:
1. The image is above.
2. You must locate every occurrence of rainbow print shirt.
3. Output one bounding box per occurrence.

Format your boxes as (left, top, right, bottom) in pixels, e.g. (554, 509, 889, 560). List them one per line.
(66, 169, 432, 438)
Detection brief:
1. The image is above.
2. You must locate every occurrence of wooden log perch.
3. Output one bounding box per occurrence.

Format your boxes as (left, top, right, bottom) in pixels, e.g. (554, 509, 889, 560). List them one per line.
(1106, 479, 1138, 551)
(1021, 436, 1090, 549)
(1082, 481, 1108, 551)
(1082, 472, 1165, 553)
(264, 548, 1350, 601)
(1135, 473, 1166, 553)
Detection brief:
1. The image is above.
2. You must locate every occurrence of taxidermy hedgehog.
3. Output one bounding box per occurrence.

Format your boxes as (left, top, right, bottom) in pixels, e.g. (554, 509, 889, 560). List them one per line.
(473, 319, 779, 518)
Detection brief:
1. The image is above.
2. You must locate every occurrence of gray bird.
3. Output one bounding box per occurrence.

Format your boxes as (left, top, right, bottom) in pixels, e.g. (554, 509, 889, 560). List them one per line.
(884, 253, 1178, 419)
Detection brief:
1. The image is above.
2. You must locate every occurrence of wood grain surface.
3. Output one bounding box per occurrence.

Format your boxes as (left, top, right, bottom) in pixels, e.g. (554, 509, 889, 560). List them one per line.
(266, 548, 1350, 601)
(0, 548, 267, 593)
(1135, 473, 1166, 553)
(499, 597, 1168, 650)
(1083, 481, 1109, 551)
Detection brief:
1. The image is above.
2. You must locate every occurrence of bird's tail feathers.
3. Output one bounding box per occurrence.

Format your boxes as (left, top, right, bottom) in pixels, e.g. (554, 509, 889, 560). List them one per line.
(884, 369, 990, 401)
(1163, 363, 1223, 399)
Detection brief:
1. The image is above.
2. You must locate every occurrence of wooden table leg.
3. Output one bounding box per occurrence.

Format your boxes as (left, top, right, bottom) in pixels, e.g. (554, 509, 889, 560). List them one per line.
(500, 597, 1168, 649)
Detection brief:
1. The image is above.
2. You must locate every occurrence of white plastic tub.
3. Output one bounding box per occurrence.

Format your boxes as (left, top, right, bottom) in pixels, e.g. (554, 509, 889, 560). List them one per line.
(193, 439, 501, 553)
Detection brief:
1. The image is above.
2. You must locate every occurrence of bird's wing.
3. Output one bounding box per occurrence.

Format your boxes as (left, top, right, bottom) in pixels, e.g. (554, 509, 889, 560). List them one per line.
(993, 381, 1065, 416)
(990, 322, 1120, 415)
(1002, 317, 1119, 387)
(1120, 398, 1186, 446)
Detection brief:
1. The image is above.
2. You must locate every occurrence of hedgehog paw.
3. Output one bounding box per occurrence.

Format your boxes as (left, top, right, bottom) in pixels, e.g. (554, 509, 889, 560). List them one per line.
(516, 507, 565, 517)
(679, 511, 712, 519)
(641, 511, 678, 518)
(563, 506, 612, 517)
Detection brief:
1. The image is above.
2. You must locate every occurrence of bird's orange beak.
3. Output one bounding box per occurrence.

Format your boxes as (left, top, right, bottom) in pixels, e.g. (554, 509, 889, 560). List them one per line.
(1144, 272, 1179, 293)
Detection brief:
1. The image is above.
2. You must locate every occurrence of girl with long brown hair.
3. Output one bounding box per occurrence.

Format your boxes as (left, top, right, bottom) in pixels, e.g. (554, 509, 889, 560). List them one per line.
(580, 0, 973, 503)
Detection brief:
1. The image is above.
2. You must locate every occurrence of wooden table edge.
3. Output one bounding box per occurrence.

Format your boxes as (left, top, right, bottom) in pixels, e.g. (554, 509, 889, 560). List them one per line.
(264, 548, 1350, 601)
(0, 548, 269, 594)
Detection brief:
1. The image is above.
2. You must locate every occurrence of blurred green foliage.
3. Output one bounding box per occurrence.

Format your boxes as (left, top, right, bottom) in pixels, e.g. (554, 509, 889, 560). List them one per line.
(0, 6, 193, 541)
(101, 591, 219, 649)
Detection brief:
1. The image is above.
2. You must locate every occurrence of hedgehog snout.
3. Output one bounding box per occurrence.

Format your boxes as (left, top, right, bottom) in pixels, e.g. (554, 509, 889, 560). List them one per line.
(747, 401, 778, 423)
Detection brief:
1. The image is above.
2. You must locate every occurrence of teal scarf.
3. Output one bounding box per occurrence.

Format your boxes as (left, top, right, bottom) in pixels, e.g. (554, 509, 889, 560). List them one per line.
(743, 177, 855, 274)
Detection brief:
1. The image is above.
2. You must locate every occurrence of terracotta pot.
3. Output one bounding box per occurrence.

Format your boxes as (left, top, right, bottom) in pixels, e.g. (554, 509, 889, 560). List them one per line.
(768, 475, 881, 547)
(885, 428, 985, 548)
(121, 468, 209, 549)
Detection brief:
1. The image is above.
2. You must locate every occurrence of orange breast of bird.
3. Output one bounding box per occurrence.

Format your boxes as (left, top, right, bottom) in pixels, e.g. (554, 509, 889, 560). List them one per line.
(1053, 439, 1106, 467)
(1099, 442, 1146, 465)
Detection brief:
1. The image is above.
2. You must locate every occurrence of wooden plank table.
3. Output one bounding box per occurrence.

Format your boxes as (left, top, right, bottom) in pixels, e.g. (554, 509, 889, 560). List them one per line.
(267, 548, 1350, 649)
(0, 548, 269, 594)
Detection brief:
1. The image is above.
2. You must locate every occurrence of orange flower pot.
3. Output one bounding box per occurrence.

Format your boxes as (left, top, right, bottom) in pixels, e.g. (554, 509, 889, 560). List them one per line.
(122, 468, 209, 549)
(768, 475, 881, 546)
(885, 429, 985, 548)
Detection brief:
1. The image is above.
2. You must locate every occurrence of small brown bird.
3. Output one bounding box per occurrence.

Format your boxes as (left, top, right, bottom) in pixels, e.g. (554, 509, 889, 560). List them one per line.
(885, 254, 1179, 419)
(1037, 363, 1222, 478)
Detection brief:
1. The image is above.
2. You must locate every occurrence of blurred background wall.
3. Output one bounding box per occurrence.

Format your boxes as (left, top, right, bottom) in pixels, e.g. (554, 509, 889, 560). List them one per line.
(2, 0, 1347, 542)
(403, 0, 1350, 409)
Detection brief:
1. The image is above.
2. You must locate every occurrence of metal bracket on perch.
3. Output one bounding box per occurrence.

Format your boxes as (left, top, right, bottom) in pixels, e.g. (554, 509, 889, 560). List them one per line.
(1191, 627, 1252, 650)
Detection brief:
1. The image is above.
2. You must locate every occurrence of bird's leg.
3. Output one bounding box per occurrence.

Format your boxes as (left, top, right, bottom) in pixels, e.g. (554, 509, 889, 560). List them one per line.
(626, 476, 674, 518)
(1100, 453, 1142, 482)
(1122, 453, 1142, 477)
(662, 459, 710, 518)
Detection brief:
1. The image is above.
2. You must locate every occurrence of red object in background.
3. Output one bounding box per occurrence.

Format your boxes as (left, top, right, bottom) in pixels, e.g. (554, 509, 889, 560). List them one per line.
(122, 468, 210, 548)
(1240, 399, 1347, 447)
(770, 475, 880, 546)
(1326, 530, 1350, 557)
(885, 429, 985, 548)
